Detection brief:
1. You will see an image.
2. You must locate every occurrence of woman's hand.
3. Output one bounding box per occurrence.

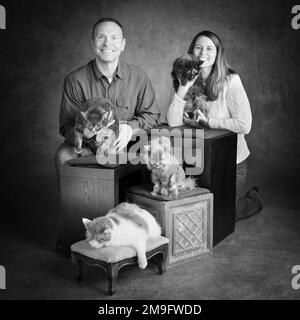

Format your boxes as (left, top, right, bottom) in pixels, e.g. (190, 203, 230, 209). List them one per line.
(183, 110, 209, 128)
(176, 75, 199, 100)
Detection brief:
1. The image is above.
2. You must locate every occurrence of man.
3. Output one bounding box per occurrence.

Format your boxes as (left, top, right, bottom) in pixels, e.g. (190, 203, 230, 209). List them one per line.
(56, 17, 160, 165)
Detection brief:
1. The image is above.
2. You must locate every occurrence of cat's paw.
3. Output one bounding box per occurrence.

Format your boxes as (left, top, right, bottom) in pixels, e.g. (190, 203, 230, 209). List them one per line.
(161, 188, 170, 197)
(138, 260, 148, 269)
(151, 190, 159, 196)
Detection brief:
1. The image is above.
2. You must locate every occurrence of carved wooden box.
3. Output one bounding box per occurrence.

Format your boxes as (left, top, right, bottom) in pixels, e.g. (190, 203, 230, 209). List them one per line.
(125, 186, 213, 266)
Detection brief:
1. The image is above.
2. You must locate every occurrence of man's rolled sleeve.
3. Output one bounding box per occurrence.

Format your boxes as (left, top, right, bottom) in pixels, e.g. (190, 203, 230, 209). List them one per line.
(128, 73, 160, 130)
(59, 76, 83, 145)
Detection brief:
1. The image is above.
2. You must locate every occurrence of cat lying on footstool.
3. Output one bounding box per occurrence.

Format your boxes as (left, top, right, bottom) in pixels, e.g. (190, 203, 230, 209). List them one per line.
(82, 203, 161, 269)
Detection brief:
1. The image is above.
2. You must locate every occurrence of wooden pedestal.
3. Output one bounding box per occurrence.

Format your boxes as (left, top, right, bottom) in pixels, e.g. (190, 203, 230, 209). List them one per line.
(125, 188, 213, 267)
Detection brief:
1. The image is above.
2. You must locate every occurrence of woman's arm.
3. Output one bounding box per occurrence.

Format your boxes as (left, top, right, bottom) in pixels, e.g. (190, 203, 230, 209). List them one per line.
(208, 74, 252, 134)
(166, 76, 198, 127)
(166, 93, 186, 126)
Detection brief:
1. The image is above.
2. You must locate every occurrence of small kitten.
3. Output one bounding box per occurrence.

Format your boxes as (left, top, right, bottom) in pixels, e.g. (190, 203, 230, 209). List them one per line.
(171, 53, 202, 89)
(171, 54, 207, 120)
(143, 136, 196, 198)
(74, 97, 119, 155)
(82, 202, 161, 269)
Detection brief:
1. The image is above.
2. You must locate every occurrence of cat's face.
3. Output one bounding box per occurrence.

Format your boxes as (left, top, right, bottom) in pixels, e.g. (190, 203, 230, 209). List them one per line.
(143, 137, 172, 169)
(82, 217, 112, 248)
(172, 54, 203, 86)
(81, 106, 115, 134)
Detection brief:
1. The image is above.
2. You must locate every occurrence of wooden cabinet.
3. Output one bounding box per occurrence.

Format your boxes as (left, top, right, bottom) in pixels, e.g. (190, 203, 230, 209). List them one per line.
(198, 129, 237, 246)
(140, 126, 237, 247)
(59, 163, 146, 257)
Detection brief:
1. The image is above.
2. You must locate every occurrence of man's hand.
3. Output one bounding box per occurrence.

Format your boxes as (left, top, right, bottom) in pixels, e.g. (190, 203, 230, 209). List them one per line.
(114, 123, 133, 152)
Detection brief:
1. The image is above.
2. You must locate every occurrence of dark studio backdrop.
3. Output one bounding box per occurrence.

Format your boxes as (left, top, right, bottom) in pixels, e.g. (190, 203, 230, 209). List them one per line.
(0, 0, 300, 302)
(0, 0, 300, 184)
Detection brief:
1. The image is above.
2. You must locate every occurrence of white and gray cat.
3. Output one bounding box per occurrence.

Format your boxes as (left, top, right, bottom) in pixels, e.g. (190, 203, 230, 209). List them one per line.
(82, 202, 161, 269)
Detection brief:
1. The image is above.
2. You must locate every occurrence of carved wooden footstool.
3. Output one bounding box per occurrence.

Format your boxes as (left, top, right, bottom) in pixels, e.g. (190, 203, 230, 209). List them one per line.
(71, 236, 169, 295)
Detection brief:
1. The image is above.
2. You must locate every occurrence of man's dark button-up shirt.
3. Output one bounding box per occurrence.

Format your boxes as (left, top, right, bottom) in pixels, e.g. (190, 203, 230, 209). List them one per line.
(59, 59, 160, 145)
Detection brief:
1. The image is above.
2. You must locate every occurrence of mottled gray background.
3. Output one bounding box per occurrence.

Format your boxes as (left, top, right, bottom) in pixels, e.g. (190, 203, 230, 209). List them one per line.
(0, 0, 299, 177)
(1, 0, 300, 301)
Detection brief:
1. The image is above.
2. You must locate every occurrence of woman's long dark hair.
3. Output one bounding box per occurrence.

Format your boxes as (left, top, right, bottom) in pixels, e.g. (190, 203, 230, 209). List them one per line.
(188, 30, 235, 101)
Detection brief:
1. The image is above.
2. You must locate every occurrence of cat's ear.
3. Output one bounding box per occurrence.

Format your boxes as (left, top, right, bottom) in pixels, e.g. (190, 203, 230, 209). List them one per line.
(82, 218, 92, 228)
(103, 229, 112, 241)
(80, 111, 87, 119)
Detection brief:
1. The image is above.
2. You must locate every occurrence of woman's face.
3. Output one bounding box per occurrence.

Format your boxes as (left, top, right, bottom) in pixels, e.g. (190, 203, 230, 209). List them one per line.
(193, 36, 217, 69)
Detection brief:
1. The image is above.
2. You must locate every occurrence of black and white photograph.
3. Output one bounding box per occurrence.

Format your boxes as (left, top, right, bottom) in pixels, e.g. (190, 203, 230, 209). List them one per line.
(0, 0, 299, 304)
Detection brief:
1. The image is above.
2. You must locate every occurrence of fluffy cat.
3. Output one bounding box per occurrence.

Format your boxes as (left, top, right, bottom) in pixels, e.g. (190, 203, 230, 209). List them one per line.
(143, 136, 196, 198)
(82, 202, 161, 269)
(171, 54, 207, 121)
(74, 97, 119, 155)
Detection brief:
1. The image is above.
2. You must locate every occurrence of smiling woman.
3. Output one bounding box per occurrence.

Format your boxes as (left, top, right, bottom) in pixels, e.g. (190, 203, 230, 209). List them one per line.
(167, 30, 263, 221)
(193, 36, 217, 70)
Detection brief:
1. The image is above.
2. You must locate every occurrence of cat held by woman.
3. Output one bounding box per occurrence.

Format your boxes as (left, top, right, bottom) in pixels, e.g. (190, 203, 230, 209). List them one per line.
(143, 136, 196, 198)
(171, 53, 208, 123)
(82, 202, 161, 269)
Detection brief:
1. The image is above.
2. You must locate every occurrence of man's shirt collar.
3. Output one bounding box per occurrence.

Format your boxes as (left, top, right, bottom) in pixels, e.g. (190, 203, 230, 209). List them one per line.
(91, 58, 128, 81)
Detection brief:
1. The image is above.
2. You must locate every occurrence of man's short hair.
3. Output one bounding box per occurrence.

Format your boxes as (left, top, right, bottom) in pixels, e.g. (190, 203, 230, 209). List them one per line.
(92, 17, 124, 39)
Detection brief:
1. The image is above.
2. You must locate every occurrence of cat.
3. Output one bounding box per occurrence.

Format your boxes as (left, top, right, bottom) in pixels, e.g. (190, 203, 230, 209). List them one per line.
(171, 54, 207, 121)
(143, 136, 196, 198)
(82, 202, 161, 269)
(74, 97, 119, 155)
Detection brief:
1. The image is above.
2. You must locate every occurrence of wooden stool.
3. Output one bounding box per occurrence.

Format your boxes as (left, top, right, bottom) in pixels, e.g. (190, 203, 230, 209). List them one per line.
(125, 184, 213, 267)
(71, 236, 169, 295)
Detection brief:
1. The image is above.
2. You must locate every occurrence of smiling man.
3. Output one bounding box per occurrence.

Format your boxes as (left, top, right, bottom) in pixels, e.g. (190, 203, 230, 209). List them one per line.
(56, 17, 160, 164)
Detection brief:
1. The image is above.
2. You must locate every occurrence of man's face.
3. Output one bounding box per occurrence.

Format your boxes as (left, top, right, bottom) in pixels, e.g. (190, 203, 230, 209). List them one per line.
(92, 21, 126, 63)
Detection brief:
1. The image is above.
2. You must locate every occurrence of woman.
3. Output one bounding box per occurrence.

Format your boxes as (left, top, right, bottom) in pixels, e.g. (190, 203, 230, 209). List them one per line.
(167, 30, 263, 221)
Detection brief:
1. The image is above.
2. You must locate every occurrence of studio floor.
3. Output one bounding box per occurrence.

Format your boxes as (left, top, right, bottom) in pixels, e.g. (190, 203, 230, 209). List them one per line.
(1, 164, 299, 300)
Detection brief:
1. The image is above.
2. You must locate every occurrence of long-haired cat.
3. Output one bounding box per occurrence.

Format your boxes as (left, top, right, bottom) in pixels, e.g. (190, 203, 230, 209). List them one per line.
(143, 136, 196, 198)
(74, 97, 119, 155)
(82, 202, 161, 269)
(171, 54, 207, 121)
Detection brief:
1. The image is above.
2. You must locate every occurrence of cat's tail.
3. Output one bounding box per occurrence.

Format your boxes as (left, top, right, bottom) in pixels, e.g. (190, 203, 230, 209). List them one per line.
(180, 176, 197, 191)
